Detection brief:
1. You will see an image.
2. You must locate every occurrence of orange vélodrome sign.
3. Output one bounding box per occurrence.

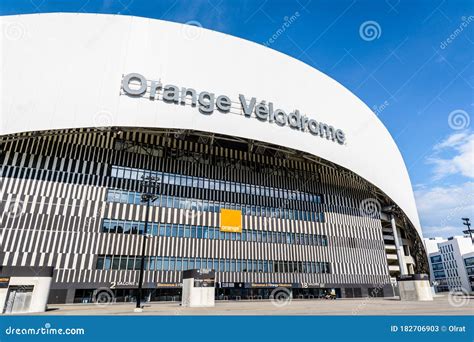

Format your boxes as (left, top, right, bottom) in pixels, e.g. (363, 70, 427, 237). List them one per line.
(220, 209, 242, 233)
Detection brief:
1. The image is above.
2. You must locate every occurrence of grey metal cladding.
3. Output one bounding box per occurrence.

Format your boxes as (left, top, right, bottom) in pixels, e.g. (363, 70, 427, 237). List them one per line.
(0, 129, 390, 289)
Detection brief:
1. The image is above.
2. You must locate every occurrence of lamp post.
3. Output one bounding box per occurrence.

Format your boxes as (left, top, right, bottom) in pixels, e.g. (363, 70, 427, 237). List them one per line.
(462, 218, 472, 242)
(135, 173, 160, 312)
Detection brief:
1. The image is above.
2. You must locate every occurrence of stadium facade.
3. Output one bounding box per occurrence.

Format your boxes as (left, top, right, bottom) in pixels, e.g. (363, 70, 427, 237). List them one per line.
(0, 13, 429, 304)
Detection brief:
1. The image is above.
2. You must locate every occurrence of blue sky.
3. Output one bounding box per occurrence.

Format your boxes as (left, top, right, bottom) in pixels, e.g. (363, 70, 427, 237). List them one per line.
(1, 0, 473, 238)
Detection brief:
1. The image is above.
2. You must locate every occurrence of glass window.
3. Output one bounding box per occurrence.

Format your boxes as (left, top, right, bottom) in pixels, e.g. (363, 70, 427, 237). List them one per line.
(181, 258, 188, 271)
(101, 220, 110, 233)
(139, 223, 146, 235)
(188, 258, 195, 270)
(120, 256, 127, 270)
(127, 223, 135, 234)
(219, 260, 224, 272)
(242, 260, 248, 272)
(123, 168, 131, 179)
(161, 257, 168, 271)
(116, 221, 125, 234)
(149, 257, 156, 270)
(195, 258, 201, 269)
(111, 167, 118, 178)
(151, 223, 158, 236)
(184, 226, 191, 238)
(176, 258, 182, 271)
(208, 227, 215, 239)
(431, 255, 442, 263)
(252, 231, 257, 242)
(108, 221, 117, 234)
(177, 225, 184, 238)
(169, 225, 176, 237)
(131, 257, 139, 270)
(156, 224, 164, 237)
(465, 257, 474, 267)
(112, 256, 120, 270)
(106, 190, 115, 202)
(126, 256, 135, 270)
(120, 222, 129, 235)
(168, 257, 175, 271)
(116, 168, 124, 178)
(135, 193, 142, 205)
(96, 256, 105, 269)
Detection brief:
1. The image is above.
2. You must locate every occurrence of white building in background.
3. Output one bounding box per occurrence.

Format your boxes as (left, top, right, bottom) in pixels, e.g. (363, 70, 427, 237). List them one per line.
(463, 252, 474, 292)
(424, 236, 474, 293)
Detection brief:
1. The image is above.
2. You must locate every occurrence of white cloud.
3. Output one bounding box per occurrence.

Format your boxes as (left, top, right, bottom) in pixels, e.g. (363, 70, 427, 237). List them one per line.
(427, 131, 473, 180)
(415, 182, 474, 238)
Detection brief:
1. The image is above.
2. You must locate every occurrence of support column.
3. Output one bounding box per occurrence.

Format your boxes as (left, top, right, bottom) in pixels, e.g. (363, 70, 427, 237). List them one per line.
(391, 214, 408, 275)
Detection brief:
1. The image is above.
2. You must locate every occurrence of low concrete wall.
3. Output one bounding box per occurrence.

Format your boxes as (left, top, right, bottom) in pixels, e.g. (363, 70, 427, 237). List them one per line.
(399, 279, 433, 301)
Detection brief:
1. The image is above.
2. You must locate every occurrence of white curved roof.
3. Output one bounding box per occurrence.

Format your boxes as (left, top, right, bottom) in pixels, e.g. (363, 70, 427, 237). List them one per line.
(0, 13, 422, 235)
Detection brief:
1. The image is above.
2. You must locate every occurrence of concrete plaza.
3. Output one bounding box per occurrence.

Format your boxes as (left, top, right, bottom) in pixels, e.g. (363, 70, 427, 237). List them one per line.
(38, 294, 474, 316)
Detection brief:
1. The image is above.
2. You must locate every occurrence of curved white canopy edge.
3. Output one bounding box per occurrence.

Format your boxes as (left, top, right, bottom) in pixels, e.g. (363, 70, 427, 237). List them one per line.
(0, 13, 422, 235)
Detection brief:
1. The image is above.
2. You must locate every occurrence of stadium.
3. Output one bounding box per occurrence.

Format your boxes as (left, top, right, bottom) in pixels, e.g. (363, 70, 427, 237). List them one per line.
(0, 13, 428, 304)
